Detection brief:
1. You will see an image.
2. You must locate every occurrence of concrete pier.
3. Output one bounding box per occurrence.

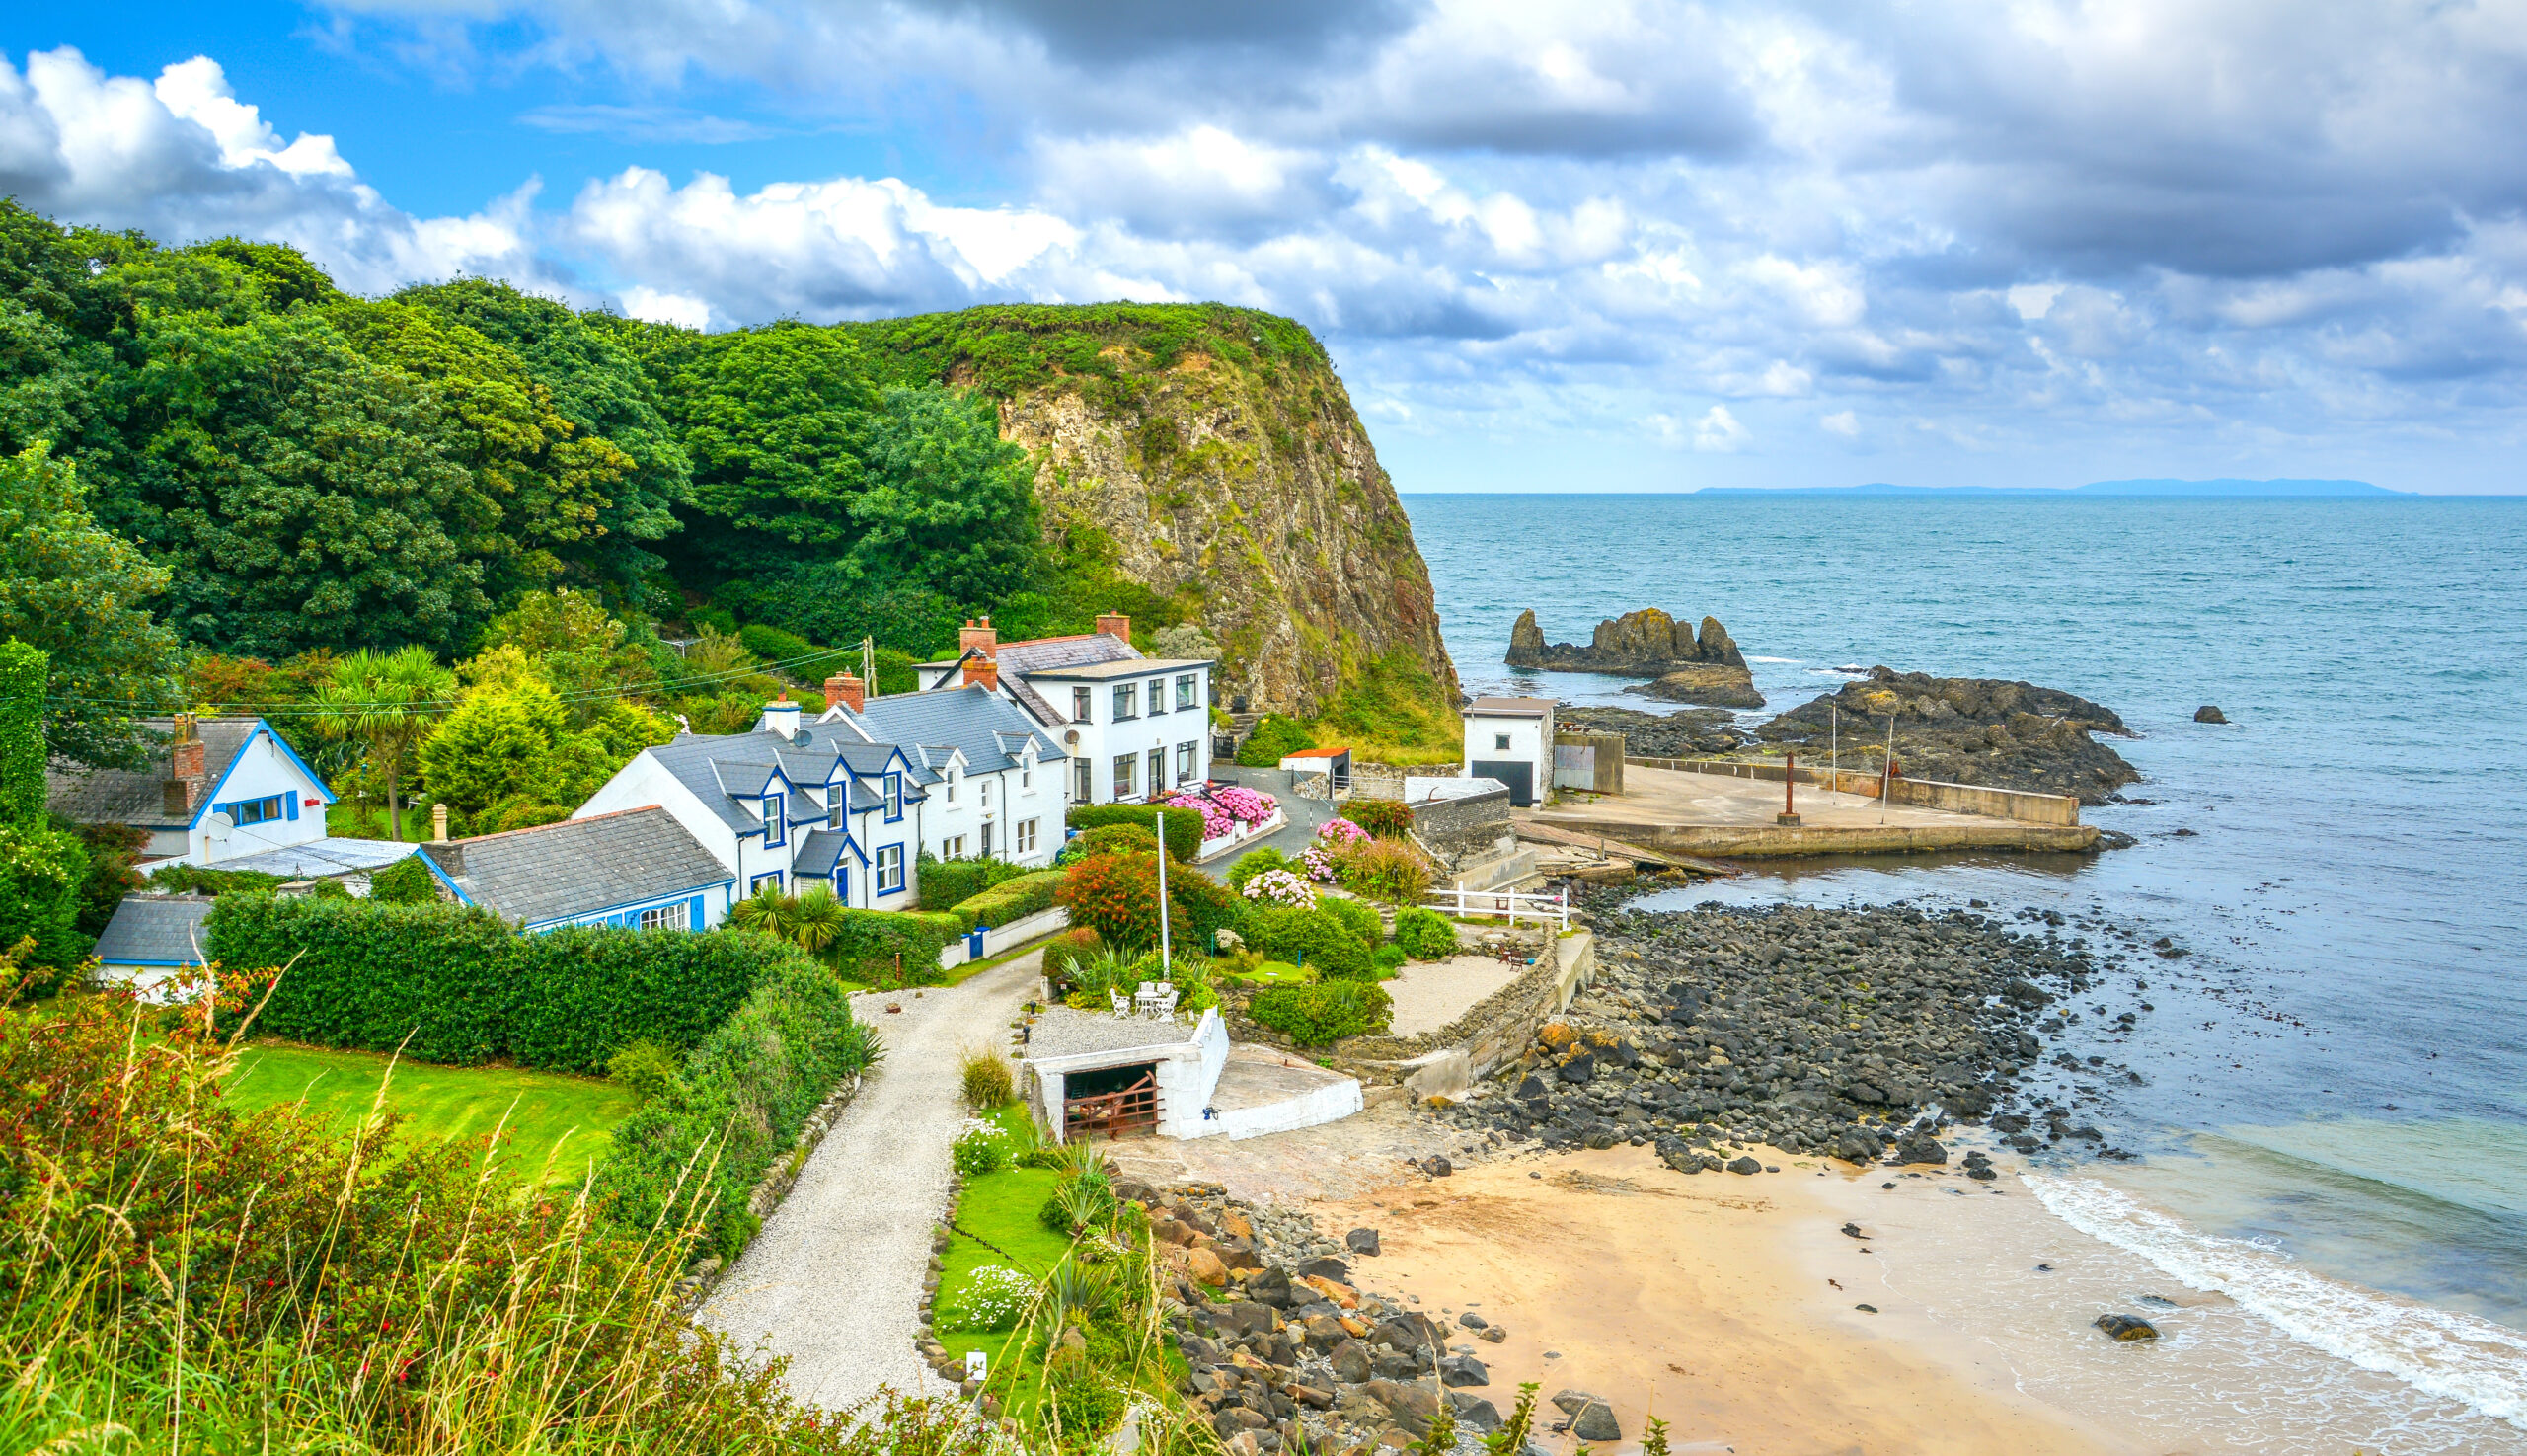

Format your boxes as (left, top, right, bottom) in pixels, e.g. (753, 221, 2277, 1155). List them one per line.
(1528, 763, 2099, 858)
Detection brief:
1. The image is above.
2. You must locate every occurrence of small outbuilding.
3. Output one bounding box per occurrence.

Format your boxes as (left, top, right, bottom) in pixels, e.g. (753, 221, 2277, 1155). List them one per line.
(1462, 696, 1557, 806)
(91, 894, 214, 998)
(1278, 745, 1351, 796)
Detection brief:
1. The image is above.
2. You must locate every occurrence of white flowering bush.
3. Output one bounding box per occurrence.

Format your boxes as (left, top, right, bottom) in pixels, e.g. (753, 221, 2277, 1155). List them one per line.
(1299, 845, 1343, 883)
(945, 1264, 1035, 1332)
(1242, 868, 1319, 907)
(951, 1116, 1013, 1177)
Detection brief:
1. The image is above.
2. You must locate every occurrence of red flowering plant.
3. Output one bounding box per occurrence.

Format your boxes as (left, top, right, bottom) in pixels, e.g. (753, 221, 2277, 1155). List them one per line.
(1055, 851, 1244, 952)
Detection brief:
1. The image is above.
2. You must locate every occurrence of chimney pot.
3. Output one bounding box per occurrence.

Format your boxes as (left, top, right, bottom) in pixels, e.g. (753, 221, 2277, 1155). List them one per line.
(959, 617, 998, 658)
(825, 672, 866, 714)
(432, 803, 449, 843)
(1095, 611, 1132, 644)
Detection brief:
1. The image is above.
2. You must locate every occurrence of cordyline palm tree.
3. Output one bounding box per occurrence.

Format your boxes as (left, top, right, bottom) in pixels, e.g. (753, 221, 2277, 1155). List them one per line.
(728, 885, 850, 961)
(315, 646, 455, 841)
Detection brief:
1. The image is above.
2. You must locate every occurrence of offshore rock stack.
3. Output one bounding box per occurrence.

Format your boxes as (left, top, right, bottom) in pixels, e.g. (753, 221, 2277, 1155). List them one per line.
(1439, 897, 2139, 1164)
(1506, 608, 1763, 708)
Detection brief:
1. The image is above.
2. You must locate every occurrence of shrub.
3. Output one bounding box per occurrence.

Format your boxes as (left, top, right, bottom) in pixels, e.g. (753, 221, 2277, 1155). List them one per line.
(1373, 943, 1406, 974)
(1393, 906, 1461, 960)
(1055, 851, 1242, 952)
(1066, 803, 1203, 862)
(1224, 844, 1288, 892)
(0, 819, 89, 982)
(952, 1116, 1014, 1176)
(1337, 838, 1434, 904)
(918, 852, 1033, 912)
(1347, 798, 1416, 838)
(1240, 867, 1317, 907)
(949, 868, 1065, 931)
(591, 957, 881, 1260)
(149, 862, 286, 896)
(1319, 893, 1383, 952)
(823, 907, 964, 986)
(960, 1044, 1017, 1109)
(1315, 817, 1368, 849)
(607, 1039, 680, 1103)
(1066, 823, 1160, 859)
(1246, 979, 1392, 1045)
(1043, 927, 1104, 985)
(1235, 714, 1314, 767)
(364, 854, 439, 904)
(205, 895, 810, 1072)
(1243, 905, 1371, 980)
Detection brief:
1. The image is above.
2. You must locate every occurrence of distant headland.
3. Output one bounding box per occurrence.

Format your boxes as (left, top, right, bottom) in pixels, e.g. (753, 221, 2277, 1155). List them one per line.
(1693, 477, 2406, 498)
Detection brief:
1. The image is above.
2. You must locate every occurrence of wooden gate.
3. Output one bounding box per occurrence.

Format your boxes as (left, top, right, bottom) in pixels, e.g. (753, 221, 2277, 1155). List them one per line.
(1064, 1072, 1158, 1141)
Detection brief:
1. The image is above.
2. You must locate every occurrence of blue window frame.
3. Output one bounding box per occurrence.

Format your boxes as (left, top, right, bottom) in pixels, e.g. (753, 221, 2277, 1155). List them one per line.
(877, 844, 905, 894)
(762, 793, 785, 847)
(884, 773, 903, 821)
(226, 794, 286, 827)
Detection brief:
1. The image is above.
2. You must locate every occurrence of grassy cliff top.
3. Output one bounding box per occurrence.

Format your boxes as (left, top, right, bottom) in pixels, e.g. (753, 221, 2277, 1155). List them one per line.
(844, 302, 1331, 400)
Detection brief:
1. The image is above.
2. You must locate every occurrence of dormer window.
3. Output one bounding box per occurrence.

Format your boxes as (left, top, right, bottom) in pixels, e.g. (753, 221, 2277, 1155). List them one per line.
(763, 793, 785, 848)
(1022, 752, 1034, 790)
(884, 773, 903, 821)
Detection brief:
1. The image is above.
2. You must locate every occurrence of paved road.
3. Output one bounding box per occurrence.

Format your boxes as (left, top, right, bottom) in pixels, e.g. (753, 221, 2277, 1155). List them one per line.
(698, 953, 1040, 1412)
(1209, 767, 1338, 874)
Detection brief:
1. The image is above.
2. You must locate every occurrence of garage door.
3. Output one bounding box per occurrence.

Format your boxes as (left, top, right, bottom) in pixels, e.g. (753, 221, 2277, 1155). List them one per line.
(1470, 759, 1534, 806)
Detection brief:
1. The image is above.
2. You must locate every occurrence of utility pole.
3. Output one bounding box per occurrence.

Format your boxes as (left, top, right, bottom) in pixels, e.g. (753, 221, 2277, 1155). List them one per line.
(1880, 713, 1895, 824)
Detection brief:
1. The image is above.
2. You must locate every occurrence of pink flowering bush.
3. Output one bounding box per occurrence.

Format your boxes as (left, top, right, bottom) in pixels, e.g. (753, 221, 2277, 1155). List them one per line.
(1162, 794, 1234, 840)
(1241, 868, 1319, 907)
(1299, 846, 1343, 883)
(1315, 817, 1367, 848)
(1213, 786, 1278, 825)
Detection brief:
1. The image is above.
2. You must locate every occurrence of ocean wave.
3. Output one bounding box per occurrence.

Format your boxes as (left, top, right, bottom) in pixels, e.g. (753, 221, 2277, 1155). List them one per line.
(1748, 654, 1802, 663)
(2029, 1173, 2527, 1428)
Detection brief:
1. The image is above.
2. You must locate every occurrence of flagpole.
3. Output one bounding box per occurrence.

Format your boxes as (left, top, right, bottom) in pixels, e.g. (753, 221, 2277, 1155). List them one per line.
(1155, 821, 1174, 980)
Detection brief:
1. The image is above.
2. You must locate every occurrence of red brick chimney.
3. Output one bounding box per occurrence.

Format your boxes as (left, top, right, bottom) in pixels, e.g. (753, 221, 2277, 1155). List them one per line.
(824, 672, 866, 714)
(960, 616, 998, 658)
(1095, 611, 1131, 643)
(962, 654, 999, 692)
(163, 714, 207, 818)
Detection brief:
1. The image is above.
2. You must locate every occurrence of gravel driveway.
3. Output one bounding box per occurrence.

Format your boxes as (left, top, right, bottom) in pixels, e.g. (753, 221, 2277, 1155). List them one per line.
(698, 953, 1041, 1412)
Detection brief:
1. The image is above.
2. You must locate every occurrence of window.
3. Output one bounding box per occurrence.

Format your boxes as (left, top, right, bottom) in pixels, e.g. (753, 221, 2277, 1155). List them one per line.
(1017, 817, 1039, 854)
(877, 845, 905, 894)
(230, 794, 285, 826)
(1177, 741, 1196, 785)
(1113, 753, 1137, 800)
(829, 794, 844, 829)
(638, 901, 690, 932)
(762, 793, 785, 847)
(1147, 748, 1166, 796)
(1072, 686, 1093, 723)
(1022, 756, 1033, 790)
(1177, 674, 1196, 711)
(1073, 756, 1093, 804)
(884, 773, 903, 821)
(1147, 679, 1166, 716)
(980, 779, 992, 808)
(750, 871, 783, 895)
(946, 771, 957, 805)
(944, 834, 965, 858)
(1112, 681, 1138, 720)
(1493, 732, 1511, 751)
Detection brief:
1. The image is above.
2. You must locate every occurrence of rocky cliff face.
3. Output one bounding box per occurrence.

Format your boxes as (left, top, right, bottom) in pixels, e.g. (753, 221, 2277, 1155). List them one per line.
(911, 313, 1459, 722)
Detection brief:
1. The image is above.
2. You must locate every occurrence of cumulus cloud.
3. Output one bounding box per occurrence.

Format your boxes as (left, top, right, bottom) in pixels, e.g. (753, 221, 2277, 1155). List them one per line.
(1692, 404, 1750, 452)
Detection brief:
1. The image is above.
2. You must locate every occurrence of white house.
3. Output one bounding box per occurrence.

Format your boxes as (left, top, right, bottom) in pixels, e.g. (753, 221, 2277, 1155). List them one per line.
(574, 714, 929, 909)
(813, 675, 1068, 868)
(1463, 696, 1557, 807)
(419, 807, 735, 932)
(45, 715, 336, 867)
(913, 613, 1214, 807)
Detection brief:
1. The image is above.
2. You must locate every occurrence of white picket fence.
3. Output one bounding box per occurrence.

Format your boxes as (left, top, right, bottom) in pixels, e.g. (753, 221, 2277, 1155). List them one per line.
(1421, 885, 1570, 931)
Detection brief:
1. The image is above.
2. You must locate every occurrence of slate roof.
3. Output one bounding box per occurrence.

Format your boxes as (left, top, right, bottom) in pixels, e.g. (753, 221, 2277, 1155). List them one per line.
(646, 729, 919, 832)
(844, 683, 1067, 774)
(792, 828, 865, 877)
(1022, 656, 1209, 681)
(420, 807, 731, 928)
(45, 718, 265, 829)
(94, 895, 214, 966)
(971, 632, 1141, 725)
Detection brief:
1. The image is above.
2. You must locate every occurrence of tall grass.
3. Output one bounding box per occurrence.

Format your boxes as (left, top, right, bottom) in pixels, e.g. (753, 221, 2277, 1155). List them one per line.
(0, 958, 985, 1456)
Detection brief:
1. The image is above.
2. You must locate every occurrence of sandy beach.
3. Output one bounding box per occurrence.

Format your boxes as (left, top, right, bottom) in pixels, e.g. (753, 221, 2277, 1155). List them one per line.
(1310, 1143, 2120, 1455)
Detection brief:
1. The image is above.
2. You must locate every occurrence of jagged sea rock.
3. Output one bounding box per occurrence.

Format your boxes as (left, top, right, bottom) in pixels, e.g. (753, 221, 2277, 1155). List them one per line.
(1506, 608, 1763, 704)
(1755, 665, 2141, 805)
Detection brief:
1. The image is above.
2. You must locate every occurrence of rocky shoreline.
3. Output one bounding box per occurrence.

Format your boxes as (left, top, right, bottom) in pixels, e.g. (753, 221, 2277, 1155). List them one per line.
(1439, 890, 2149, 1168)
(1552, 704, 1747, 758)
(1754, 666, 2141, 804)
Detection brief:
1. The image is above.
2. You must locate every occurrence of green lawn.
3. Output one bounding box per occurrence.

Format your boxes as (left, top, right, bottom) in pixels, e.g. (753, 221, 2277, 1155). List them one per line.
(1222, 958, 1310, 986)
(225, 1041, 641, 1188)
(935, 1105, 1073, 1408)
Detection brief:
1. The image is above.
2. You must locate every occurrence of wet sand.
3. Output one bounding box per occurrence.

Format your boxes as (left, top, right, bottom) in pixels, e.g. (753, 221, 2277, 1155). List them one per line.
(1310, 1143, 2120, 1455)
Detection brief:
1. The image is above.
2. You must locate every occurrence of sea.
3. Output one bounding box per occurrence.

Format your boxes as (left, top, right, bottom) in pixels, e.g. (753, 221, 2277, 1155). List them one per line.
(1399, 491, 2527, 1450)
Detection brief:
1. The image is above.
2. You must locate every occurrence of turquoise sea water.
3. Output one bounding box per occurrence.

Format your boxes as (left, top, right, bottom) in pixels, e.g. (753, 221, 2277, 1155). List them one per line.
(1400, 492, 2527, 1433)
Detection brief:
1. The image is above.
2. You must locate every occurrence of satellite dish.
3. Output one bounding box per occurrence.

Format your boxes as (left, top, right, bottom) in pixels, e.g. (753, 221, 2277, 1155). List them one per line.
(793, 728, 813, 746)
(1063, 728, 1081, 747)
(206, 810, 234, 840)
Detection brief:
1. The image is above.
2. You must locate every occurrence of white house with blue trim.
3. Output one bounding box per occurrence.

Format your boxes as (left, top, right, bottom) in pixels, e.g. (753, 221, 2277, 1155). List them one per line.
(46, 715, 337, 868)
(417, 806, 735, 932)
(813, 677, 1069, 870)
(571, 703, 933, 909)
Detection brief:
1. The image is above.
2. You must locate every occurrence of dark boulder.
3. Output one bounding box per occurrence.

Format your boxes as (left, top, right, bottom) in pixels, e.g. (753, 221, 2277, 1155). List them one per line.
(1438, 1353, 1490, 1388)
(2194, 705, 2228, 724)
(1726, 1155, 1763, 1175)
(1559, 1053, 1596, 1085)
(1297, 1256, 1351, 1283)
(2094, 1314, 2160, 1341)
(1448, 1393, 1502, 1432)
(1831, 1129, 1884, 1165)
(1346, 1228, 1382, 1256)
(1330, 1340, 1373, 1382)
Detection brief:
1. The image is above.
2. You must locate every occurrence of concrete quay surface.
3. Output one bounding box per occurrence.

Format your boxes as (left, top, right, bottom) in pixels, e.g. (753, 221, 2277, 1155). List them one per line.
(1531, 765, 2100, 857)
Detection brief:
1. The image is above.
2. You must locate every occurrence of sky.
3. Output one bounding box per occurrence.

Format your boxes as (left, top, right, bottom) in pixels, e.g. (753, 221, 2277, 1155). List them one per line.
(6, 1, 2526, 494)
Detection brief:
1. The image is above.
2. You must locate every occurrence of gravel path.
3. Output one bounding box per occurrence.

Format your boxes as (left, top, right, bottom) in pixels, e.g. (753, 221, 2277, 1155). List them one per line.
(698, 954, 1041, 1412)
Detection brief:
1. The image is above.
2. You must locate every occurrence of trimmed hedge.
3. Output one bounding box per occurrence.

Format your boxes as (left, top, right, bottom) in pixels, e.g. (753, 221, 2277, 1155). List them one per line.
(1247, 979, 1392, 1045)
(1319, 894, 1382, 952)
(950, 869, 1064, 932)
(1066, 804, 1202, 863)
(590, 956, 880, 1259)
(825, 907, 964, 986)
(1065, 823, 1159, 860)
(917, 853, 1033, 912)
(205, 894, 810, 1073)
(1243, 905, 1371, 980)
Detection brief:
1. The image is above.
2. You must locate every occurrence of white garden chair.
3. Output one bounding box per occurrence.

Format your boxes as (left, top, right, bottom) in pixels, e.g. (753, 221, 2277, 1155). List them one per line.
(1109, 988, 1132, 1017)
